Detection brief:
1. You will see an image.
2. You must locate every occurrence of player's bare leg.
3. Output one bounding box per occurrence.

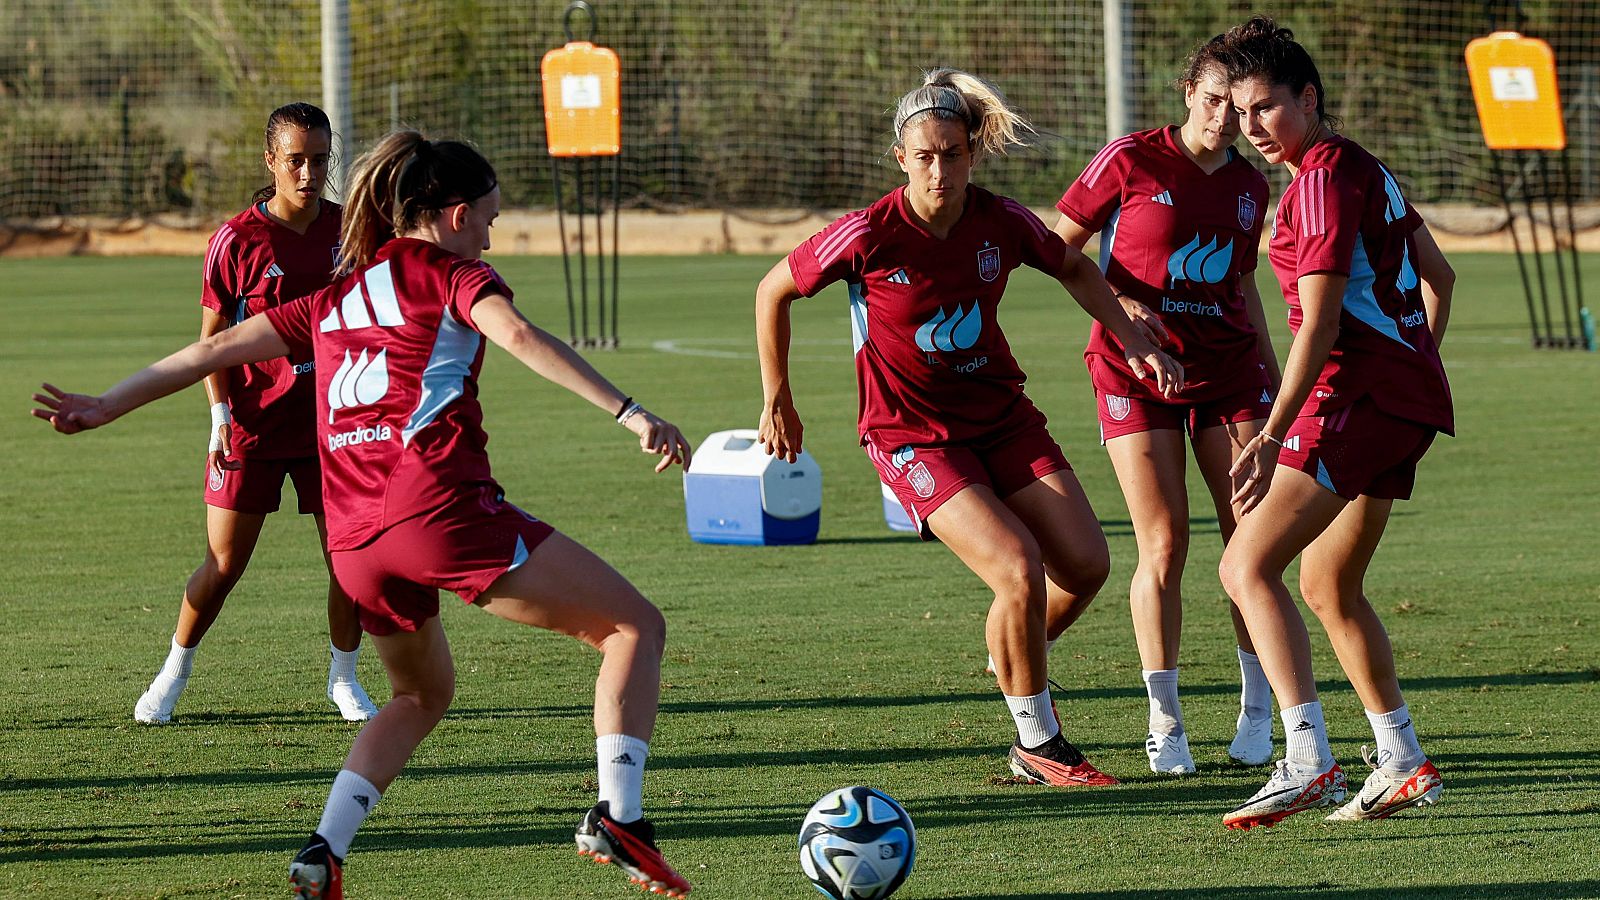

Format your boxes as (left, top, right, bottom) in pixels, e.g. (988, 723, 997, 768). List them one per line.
(1106, 431, 1196, 772)
(314, 515, 377, 721)
(1219, 466, 1351, 827)
(931, 484, 1117, 786)
(135, 507, 265, 724)
(1298, 496, 1442, 820)
(1193, 419, 1275, 764)
(473, 532, 688, 896)
(293, 616, 454, 899)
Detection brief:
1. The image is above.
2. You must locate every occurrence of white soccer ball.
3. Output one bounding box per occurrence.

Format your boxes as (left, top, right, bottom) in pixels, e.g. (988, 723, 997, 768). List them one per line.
(798, 786, 916, 900)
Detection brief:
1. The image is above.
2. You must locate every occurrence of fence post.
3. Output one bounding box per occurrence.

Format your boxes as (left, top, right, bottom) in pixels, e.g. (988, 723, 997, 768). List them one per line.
(1103, 0, 1134, 142)
(321, 0, 353, 202)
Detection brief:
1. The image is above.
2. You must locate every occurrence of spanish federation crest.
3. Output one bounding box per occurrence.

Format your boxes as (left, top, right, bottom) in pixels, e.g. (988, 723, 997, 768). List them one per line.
(1237, 195, 1258, 231)
(977, 243, 1000, 283)
(1105, 395, 1132, 422)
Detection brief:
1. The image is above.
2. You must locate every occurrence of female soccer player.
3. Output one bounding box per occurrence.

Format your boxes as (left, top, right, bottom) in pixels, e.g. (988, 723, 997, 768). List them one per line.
(1051, 36, 1281, 774)
(134, 102, 378, 725)
(34, 131, 694, 898)
(1214, 17, 1454, 827)
(756, 68, 1182, 787)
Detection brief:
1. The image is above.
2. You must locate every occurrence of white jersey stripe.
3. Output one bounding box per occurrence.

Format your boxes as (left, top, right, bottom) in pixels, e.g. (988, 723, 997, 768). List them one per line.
(1302, 169, 1327, 237)
(1080, 137, 1138, 189)
(814, 217, 870, 270)
(813, 212, 869, 266)
(1002, 199, 1049, 242)
(204, 225, 237, 283)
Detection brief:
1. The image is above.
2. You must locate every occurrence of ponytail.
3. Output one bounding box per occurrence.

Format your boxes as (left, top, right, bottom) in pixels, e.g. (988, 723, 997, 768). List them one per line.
(336, 130, 497, 275)
(891, 68, 1038, 162)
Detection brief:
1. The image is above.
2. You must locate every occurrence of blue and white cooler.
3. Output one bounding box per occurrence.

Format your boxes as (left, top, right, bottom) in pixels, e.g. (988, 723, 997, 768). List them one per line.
(683, 429, 821, 545)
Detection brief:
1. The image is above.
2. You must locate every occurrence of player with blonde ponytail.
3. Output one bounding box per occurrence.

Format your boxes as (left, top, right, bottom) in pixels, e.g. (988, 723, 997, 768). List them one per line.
(758, 69, 1183, 787)
(33, 129, 694, 898)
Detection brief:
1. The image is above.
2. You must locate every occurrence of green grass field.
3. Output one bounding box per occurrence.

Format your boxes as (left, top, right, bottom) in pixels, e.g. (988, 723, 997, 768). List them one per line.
(1, 252, 1597, 899)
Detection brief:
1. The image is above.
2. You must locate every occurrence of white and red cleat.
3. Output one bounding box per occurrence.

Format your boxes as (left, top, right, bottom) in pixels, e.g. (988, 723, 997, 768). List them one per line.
(1224, 759, 1347, 829)
(1326, 747, 1442, 821)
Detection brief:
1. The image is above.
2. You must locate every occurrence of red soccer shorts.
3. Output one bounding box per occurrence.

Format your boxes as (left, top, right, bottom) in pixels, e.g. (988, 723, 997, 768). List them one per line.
(1095, 382, 1273, 442)
(330, 484, 556, 635)
(1276, 397, 1436, 501)
(866, 419, 1071, 540)
(204, 455, 323, 515)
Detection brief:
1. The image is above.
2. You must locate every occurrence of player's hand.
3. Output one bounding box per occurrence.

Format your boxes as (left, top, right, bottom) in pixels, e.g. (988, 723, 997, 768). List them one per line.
(31, 383, 114, 434)
(758, 395, 803, 463)
(624, 409, 692, 473)
(208, 423, 242, 479)
(1121, 338, 1185, 398)
(1228, 433, 1280, 514)
(1121, 297, 1171, 347)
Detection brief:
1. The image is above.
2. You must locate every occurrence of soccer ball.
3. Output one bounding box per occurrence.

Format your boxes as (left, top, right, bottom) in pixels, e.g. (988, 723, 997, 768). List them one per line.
(798, 786, 916, 900)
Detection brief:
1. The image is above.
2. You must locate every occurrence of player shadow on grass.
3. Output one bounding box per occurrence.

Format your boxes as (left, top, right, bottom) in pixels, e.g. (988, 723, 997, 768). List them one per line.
(948, 883, 1600, 899)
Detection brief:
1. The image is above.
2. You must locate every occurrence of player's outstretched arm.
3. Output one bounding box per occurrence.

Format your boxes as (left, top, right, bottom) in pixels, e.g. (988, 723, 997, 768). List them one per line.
(1412, 223, 1454, 347)
(755, 259, 805, 463)
(1230, 272, 1345, 512)
(472, 294, 690, 472)
(32, 315, 291, 435)
(1053, 245, 1184, 396)
(198, 306, 242, 478)
(1052, 212, 1172, 348)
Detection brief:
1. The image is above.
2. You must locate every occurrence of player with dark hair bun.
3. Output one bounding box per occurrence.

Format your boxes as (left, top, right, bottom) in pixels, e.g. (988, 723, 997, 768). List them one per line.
(34, 129, 694, 899)
(133, 101, 379, 727)
(757, 68, 1183, 788)
(1214, 16, 1455, 828)
(1052, 33, 1283, 775)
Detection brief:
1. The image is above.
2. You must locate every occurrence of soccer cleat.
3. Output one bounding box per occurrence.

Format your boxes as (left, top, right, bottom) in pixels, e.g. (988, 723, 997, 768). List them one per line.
(289, 834, 343, 900)
(575, 801, 692, 897)
(134, 673, 188, 724)
(1223, 759, 1347, 830)
(1008, 734, 1120, 786)
(1325, 747, 1442, 822)
(1146, 730, 1196, 775)
(326, 677, 378, 722)
(1228, 710, 1274, 766)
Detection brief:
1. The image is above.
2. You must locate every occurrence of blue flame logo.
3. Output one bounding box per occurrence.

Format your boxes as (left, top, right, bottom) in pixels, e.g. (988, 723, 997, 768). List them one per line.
(1166, 234, 1235, 285)
(914, 304, 983, 352)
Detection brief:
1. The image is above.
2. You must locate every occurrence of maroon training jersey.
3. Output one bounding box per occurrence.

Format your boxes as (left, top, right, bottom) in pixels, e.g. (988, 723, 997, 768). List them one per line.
(264, 238, 511, 551)
(787, 185, 1069, 448)
(1269, 136, 1453, 434)
(201, 201, 342, 458)
(1058, 126, 1271, 401)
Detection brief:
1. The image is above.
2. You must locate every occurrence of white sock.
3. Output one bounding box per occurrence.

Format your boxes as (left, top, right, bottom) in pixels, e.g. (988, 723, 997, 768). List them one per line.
(1142, 668, 1183, 736)
(316, 770, 381, 860)
(328, 642, 360, 682)
(1237, 648, 1271, 720)
(1004, 690, 1060, 749)
(1281, 700, 1334, 768)
(159, 634, 196, 680)
(987, 639, 1055, 675)
(597, 734, 649, 824)
(1366, 704, 1424, 771)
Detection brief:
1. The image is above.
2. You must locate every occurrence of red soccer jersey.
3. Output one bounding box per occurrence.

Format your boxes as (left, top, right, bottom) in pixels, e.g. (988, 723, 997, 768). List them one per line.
(787, 185, 1069, 448)
(1268, 136, 1453, 434)
(264, 238, 511, 551)
(201, 201, 342, 458)
(1057, 126, 1271, 401)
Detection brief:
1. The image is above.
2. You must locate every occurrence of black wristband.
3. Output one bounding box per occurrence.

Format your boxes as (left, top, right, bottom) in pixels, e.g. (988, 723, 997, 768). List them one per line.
(613, 396, 633, 419)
